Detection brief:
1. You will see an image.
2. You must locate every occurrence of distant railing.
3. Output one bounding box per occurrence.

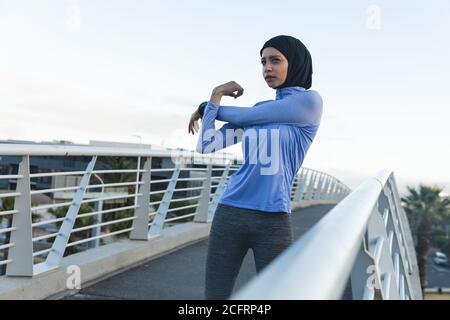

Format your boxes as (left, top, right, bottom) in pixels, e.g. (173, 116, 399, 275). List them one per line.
(290, 167, 350, 204)
(0, 143, 348, 279)
(232, 169, 422, 300)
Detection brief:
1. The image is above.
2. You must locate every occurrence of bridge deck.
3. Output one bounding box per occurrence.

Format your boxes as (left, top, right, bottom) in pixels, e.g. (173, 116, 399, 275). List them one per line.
(62, 204, 351, 300)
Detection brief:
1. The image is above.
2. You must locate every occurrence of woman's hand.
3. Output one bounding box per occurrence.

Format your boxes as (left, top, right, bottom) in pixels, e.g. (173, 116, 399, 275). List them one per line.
(213, 81, 244, 99)
(188, 81, 244, 135)
(188, 109, 201, 135)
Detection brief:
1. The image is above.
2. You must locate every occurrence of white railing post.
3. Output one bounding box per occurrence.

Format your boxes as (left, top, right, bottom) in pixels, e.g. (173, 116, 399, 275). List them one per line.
(329, 178, 337, 200)
(36, 156, 97, 274)
(381, 184, 416, 299)
(130, 157, 152, 240)
(351, 233, 378, 300)
(304, 171, 317, 200)
(324, 177, 334, 201)
(319, 174, 327, 200)
(326, 180, 335, 201)
(386, 177, 415, 275)
(90, 173, 104, 249)
(292, 169, 307, 202)
(316, 175, 325, 200)
(290, 174, 299, 201)
(318, 175, 330, 200)
(377, 189, 400, 299)
(312, 173, 323, 200)
(328, 180, 336, 201)
(362, 205, 399, 299)
(148, 164, 181, 238)
(340, 187, 346, 199)
(334, 185, 343, 202)
(207, 163, 230, 221)
(6, 155, 33, 277)
(134, 156, 141, 209)
(194, 163, 212, 223)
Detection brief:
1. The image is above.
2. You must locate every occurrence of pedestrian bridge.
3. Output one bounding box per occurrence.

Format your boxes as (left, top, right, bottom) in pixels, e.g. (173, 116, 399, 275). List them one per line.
(0, 144, 422, 300)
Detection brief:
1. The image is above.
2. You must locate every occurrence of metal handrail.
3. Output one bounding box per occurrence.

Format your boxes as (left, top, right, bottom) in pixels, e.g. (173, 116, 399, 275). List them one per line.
(0, 143, 350, 284)
(0, 143, 239, 161)
(232, 169, 421, 300)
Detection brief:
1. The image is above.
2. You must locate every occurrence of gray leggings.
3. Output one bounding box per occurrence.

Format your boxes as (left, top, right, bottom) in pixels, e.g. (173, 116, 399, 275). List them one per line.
(205, 203, 294, 300)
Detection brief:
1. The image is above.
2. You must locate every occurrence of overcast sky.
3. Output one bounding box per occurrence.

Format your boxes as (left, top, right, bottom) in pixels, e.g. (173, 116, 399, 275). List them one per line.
(1, 0, 449, 194)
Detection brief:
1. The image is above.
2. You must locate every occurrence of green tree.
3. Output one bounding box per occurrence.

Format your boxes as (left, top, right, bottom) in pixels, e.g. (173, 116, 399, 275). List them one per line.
(101, 157, 137, 184)
(433, 228, 450, 256)
(401, 185, 450, 291)
(96, 157, 137, 238)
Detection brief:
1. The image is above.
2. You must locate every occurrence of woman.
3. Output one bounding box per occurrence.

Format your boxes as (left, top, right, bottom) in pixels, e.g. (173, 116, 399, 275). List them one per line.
(188, 35, 323, 299)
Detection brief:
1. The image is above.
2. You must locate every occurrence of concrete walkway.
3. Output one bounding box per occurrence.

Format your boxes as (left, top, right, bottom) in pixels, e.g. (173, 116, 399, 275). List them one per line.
(62, 204, 350, 300)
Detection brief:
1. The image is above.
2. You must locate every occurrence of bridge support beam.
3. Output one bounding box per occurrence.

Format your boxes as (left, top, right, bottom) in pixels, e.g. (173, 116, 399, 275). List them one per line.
(207, 164, 230, 221)
(194, 163, 212, 223)
(130, 157, 152, 240)
(6, 155, 33, 277)
(148, 164, 181, 238)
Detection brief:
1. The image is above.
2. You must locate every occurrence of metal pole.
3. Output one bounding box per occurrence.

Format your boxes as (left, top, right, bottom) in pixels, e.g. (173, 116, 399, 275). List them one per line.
(91, 173, 104, 248)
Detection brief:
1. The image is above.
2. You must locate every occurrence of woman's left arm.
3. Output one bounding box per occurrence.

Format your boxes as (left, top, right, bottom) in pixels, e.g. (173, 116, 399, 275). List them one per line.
(214, 92, 323, 127)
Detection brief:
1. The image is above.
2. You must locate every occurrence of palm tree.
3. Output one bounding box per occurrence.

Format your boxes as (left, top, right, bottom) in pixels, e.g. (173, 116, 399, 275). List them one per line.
(101, 157, 137, 184)
(97, 157, 138, 236)
(401, 185, 450, 291)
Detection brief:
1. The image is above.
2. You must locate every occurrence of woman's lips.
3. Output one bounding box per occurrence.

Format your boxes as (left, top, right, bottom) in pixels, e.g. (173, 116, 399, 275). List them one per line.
(265, 76, 276, 81)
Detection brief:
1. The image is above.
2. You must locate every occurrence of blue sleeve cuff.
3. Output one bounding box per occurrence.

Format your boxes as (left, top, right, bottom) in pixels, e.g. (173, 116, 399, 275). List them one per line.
(197, 101, 208, 117)
(198, 101, 220, 118)
(205, 101, 220, 114)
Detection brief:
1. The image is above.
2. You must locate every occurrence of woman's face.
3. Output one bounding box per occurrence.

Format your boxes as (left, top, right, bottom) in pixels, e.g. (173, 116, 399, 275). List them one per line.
(261, 47, 288, 89)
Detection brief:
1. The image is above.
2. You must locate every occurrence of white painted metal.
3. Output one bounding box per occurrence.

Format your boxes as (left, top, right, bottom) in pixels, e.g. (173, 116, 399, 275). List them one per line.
(5, 156, 33, 276)
(37, 156, 97, 275)
(208, 164, 231, 221)
(0, 143, 350, 286)
(194, 163, 212, 223)
(232, 169, 421, 300)
(130, 157, 152, 240)
(148, 164, 181, 238)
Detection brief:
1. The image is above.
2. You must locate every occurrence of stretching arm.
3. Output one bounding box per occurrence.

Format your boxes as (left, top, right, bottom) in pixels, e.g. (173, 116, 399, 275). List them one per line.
(213, 91, 323, 127)
(196, 103, 244, 154)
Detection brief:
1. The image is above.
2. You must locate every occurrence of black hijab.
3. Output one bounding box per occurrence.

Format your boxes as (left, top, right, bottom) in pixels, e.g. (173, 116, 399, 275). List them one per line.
(260, 35, 313, 90)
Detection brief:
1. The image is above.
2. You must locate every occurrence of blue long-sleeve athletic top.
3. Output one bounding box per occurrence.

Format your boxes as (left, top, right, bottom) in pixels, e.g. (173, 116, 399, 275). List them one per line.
(196, 86, 323, 214)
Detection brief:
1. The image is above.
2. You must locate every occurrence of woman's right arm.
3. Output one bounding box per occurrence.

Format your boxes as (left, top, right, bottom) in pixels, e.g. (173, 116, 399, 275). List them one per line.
(196, 102, 244, 154)
(194, 80, 261, 154)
